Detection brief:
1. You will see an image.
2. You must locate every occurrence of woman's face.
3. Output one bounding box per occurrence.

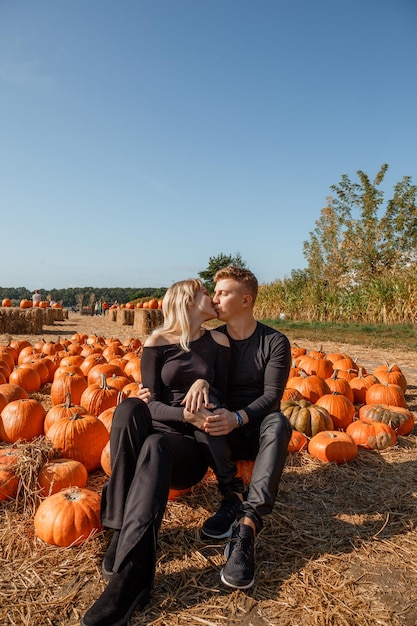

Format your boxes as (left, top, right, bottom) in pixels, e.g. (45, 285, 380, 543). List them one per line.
(191, 288, 217, 320)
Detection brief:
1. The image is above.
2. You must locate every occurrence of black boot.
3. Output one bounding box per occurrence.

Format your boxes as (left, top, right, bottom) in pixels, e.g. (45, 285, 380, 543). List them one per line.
(81, 558, 151, 626)
(101, 530, 120, 580)
(81, 525, 156, 626)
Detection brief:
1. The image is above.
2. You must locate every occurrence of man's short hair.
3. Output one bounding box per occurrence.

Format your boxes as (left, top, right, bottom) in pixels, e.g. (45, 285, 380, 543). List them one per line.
(214, 266, 258, 302)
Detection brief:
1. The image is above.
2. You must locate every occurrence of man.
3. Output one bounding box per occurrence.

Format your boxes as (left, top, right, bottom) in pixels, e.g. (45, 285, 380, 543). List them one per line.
(190, 266, 292, 589)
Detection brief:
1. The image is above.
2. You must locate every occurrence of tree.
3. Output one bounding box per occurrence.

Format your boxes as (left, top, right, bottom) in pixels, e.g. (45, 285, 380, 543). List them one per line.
(199, 252, 247, 293)
(303, 164, 417, 287)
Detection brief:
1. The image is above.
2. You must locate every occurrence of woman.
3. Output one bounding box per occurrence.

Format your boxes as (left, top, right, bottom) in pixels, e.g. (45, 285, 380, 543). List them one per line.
(81, 278, 243, 626)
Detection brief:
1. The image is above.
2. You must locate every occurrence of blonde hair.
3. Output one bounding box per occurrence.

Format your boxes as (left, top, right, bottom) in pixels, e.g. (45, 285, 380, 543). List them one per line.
(152, 278, 203, 351)
(214, 266, 258, 303)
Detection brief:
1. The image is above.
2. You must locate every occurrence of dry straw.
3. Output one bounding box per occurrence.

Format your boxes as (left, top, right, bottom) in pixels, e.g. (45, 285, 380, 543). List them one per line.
(1, 317, 417, 625)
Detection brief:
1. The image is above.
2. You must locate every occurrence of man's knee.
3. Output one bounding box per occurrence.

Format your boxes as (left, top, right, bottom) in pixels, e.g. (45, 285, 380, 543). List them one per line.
(260, 411, 292, 444)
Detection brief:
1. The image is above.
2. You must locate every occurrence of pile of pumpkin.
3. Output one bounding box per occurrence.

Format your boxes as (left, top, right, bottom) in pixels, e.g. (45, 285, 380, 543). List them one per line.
(0, 336, 414, 548)
(283, 344, 414, 464)
(0, 333, 146, 547)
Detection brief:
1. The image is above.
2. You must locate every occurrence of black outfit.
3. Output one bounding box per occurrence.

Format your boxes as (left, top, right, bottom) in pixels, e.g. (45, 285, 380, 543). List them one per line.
(100, 330, 238, 573)
(95, 321, 291, 609)
(216, 321, 292, 532)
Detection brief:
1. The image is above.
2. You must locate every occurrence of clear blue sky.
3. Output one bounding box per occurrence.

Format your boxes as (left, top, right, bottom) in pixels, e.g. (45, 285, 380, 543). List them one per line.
(1, 0, 416, 290)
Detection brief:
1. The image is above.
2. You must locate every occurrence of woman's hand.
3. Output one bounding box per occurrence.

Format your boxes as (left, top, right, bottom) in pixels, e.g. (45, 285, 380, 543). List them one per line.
(183, 406, 214, 430)
(181, 379, 212, 412)
(137, 385, 151, 403)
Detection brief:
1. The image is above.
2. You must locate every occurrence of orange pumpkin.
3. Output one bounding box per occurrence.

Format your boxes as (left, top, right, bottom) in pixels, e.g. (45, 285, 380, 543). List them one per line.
(2, 298, 12, 307)
(287, 429, 308, 452)
(346, 419, 396, 450)
(236, 460, 254, 485)
(285, 373, 330, 404)
(308, 430, 358, 464)
(100, 440, 112, 476)
(0, 447, 21, 500)
(9, 365, 41, 393)
(365, 383, 407, 409)
(0, 383, 29, 403)
(50, 370, 88, 406)
(372, 363, 407, 394)
(44, 393, 88, 432)
(34, 486, 102, 546)
(45, 413, 109, 472)
(0, 398, 46, 442)
(38, 458, 88, 496)
(315, 392, 356, 430)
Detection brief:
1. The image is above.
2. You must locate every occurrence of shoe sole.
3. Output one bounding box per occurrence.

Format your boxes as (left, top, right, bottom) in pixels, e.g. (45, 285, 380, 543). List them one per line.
(200, 520, 237, 540)
(80, 586, 150, 626)
(220, 567, 255, 590)
(220, 540, 255, 590)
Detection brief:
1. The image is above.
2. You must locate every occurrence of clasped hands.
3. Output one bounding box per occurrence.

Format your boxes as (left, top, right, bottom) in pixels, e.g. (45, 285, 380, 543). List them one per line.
(181, 378, 236, 436)
(136, 378, 236, 436)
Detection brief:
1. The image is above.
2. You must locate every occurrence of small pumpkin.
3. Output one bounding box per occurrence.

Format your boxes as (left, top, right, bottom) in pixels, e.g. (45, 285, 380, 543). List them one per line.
(365, 383, 407, 409)
(315, 392, 356, 430)
(287, 429, 308, 452)
(346, 419, 396, 450)
(0, 447, 21, 500)
(285, 373, 330, 404)
(34, 486, 102, 546)
(308, 430, 358, 464)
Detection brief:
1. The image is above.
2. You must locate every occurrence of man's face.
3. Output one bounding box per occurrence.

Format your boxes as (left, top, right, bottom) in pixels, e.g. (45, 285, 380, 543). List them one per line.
(213, 278, 248, 321)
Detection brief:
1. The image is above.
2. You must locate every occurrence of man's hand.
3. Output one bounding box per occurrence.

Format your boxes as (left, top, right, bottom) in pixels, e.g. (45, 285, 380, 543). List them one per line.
(181, 379, 215, 412)
(183, 406, 214, 430)
(203, 408, 237, 436)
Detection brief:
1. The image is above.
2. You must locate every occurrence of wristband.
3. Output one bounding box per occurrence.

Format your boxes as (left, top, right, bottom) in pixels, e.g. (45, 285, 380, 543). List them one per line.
(235, 411, 244, 428)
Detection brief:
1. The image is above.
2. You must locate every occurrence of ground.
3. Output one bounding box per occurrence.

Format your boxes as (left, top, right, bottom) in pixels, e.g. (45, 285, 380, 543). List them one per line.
(0, 311, 416, 626)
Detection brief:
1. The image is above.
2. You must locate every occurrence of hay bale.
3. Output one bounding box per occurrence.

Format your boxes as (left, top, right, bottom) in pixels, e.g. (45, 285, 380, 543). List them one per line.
(0, 307, 43, 334)
(116, 308, 135, 326)
(133, 309, 163, 335)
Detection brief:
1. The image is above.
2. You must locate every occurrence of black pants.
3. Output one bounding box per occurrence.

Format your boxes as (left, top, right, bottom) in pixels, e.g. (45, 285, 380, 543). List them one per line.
(227, 411, 292, 532)
(100, 398, 208, 572)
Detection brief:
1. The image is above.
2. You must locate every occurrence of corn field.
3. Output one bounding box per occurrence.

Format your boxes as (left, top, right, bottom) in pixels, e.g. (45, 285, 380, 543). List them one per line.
(254, 270, 417, 324)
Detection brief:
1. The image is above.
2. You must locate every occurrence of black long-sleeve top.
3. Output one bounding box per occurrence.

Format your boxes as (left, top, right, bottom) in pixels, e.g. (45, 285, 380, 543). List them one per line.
(141, 330, 231, 435)
(216, 322, 291, 425)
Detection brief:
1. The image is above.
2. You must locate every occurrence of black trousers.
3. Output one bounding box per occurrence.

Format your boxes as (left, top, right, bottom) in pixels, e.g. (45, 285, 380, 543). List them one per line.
(227, 411, 292, 532)
(100, 398, 208, 572)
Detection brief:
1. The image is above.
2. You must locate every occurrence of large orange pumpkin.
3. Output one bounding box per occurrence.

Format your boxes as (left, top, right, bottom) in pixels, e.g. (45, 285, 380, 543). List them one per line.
(0, 398, 46, 442)
(45, 413, 109, 472)
(34, 486, 102, 546)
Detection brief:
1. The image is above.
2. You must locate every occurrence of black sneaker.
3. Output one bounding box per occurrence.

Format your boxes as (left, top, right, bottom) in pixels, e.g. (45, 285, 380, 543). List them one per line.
(201, 495, 242, 539)
(220, 523, 255, 589)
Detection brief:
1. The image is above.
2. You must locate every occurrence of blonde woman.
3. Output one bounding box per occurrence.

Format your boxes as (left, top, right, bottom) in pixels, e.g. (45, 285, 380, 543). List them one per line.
(81, 278, 243, 626)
